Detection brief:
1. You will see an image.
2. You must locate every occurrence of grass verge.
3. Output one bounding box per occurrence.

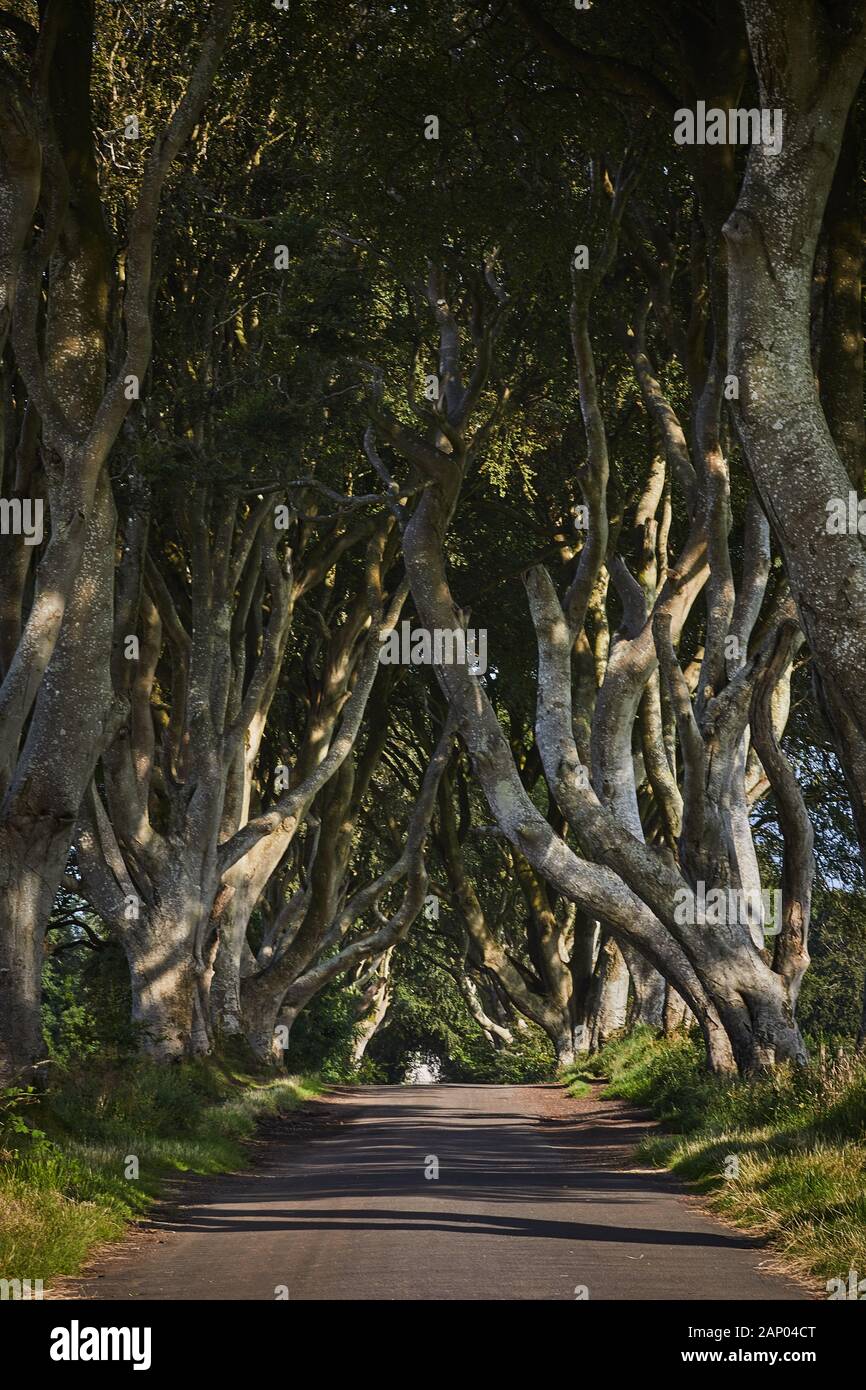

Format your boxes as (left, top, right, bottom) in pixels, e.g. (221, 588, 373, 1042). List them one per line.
(0, 1058, 322, 1287)
(561, 1028, 866, 1288)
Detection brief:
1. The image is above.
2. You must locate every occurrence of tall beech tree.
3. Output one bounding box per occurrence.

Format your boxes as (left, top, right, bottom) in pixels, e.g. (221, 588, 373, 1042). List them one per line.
(362, 202, 812, 1070)
(0, 0, 236, 1079)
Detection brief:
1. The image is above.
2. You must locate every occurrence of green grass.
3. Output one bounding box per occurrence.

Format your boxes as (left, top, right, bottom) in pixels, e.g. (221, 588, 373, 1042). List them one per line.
(561, 1028, 866, 1287)
(0, 1058, 322, 1287)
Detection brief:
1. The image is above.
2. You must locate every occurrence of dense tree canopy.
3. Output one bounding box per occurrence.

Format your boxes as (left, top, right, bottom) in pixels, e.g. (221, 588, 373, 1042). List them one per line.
(2, 0, 866, 1085)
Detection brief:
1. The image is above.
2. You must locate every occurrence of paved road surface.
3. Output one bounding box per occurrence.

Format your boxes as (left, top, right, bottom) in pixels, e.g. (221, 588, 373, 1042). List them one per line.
(64, 1084, 809, 1301)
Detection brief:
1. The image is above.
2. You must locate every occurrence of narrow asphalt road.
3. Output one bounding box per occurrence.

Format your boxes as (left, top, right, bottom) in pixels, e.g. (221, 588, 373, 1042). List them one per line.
(64, 1084, 809, 1301)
